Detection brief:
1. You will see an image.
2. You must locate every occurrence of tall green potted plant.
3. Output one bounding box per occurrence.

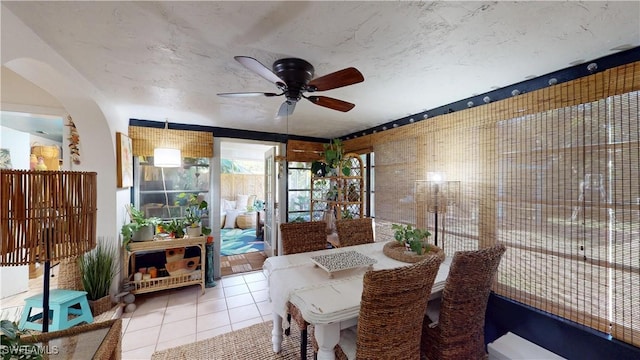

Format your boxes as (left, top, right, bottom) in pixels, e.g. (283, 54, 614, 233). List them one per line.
(78, 240, 118, 316)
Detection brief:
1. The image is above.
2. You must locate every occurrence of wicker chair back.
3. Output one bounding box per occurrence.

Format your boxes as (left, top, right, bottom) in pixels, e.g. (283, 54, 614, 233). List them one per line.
(421, 243, 507, 360)
(279, 221, 327, 255)
(335, 218, 374, 247)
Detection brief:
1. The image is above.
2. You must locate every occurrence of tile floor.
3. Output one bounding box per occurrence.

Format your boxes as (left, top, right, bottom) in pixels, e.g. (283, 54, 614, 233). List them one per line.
(120, 270, 271, 360)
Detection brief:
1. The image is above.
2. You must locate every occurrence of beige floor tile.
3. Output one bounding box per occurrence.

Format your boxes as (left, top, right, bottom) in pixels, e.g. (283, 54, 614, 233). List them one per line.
(163, 305, 197, 324)
(121, 343, 156, 360)
(247, 280, 268, 292)
(228, 303, 260, 323)
(197, 298, 227, 315)
(225, 293, 255, 309)
(220, 275, 245, 287)
(158, 317, 197, 342)
(126, 310, 165, 333)
(251, 288, 269, 303)
(256, 300, 273, 317)
(222, 283, 250, 297)
(196, 309, 230, 332)
(154, 332, 197, 352)
(231, 316, 265, 331)
(121, 325, 161, 352)
(196, 325, 232, 341)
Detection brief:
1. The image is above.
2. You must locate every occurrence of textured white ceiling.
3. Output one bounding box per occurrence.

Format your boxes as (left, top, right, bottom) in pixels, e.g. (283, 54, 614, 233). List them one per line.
(3, 1, 639, 139)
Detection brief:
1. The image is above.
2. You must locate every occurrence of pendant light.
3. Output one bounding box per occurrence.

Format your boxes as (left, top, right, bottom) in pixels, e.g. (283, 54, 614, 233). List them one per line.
(154, 119, 181, 167)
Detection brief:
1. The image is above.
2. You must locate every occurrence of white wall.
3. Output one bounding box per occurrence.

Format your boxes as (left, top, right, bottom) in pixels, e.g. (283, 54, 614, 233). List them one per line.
(1, 5, 132, 295)
(0, 126, 30, 169)
(0, 126, 30, 299)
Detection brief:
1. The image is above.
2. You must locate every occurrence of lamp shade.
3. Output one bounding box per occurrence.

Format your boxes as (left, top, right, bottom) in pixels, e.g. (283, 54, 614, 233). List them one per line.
(154, 148, 182, 167)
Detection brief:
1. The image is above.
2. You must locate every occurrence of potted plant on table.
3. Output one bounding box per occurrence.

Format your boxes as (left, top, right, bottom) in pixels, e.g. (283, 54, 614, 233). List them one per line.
(121, 204, 160, 250)
(78, 240, 118, 316)
(391, 223, 433, 255)
(181, 194, 211, 237)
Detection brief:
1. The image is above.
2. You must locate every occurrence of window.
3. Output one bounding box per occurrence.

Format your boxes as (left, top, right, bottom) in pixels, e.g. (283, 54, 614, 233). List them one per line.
(135, 156, 210, 223)
(287, 161, 311, 222)
(371, 63, 639, 347)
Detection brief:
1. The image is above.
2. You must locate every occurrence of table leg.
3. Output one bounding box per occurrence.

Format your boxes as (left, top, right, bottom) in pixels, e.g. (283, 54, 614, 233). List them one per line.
(315, 322, 340, 360)
(271, 312, 283, 353)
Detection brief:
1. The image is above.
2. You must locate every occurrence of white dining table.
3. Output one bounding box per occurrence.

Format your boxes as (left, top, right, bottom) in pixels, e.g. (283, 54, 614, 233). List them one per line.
(263, 241, 451, 360)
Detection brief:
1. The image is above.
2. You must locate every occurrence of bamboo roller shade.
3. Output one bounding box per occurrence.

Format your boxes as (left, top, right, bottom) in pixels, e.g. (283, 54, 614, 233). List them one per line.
(128, 125, 214, 158)
(369, 60, 640, 347)
(0, 170, 98, 266)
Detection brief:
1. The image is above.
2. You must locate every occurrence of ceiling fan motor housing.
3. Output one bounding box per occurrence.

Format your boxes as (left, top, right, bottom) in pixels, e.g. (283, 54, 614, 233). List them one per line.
(272, 58, 315, 102)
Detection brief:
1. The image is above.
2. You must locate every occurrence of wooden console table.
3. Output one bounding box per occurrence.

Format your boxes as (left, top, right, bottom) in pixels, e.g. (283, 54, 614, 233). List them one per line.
(124, 236, 206, 295)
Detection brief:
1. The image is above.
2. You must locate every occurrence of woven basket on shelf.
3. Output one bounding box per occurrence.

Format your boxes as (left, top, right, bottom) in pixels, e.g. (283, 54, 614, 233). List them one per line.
(383, 241, 445, 263)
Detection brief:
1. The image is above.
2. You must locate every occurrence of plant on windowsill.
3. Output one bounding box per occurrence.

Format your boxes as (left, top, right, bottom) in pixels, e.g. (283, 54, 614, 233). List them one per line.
(121, 204, 160, 250)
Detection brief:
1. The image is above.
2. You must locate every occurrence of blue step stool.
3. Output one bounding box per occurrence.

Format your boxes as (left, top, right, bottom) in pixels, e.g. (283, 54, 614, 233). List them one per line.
(19, 289, 94, 332)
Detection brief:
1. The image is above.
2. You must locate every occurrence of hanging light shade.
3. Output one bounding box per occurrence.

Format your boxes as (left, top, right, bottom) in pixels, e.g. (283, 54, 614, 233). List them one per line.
(154, 118, 182, 167)
(154, 147, 181, 167)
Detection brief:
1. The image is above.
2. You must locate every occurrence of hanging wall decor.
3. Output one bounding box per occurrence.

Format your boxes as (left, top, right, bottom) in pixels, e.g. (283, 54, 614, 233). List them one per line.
(67, 115, 81, 165)
(116, 132, 133, 188)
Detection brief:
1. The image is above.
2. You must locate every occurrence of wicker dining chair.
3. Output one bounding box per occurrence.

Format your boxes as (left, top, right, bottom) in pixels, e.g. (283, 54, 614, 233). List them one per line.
(279, 220, 328, 360)
(317, 256, 443, 360)
(280, 221, 328, 255)
(335, 217, 374, 247)
(421, 243, 507, 360)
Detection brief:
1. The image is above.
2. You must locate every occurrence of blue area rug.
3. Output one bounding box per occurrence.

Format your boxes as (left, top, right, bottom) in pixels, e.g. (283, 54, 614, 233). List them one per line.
(220, 228, 264, 256)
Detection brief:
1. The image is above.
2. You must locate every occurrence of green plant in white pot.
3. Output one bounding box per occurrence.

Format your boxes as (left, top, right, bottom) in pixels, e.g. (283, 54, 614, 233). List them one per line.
(78, 240, 118, 316)
(121, 204, 160, 250)
(181, 194, 211, 237)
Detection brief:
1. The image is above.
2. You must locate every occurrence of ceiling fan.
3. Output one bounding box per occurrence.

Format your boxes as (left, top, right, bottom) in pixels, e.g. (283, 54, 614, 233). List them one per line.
(217, 56, 364, 117)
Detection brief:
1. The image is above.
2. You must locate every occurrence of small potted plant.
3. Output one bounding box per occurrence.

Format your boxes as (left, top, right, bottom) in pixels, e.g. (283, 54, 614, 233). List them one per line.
(391, 223, 432, 255)
(160, 218, 185, 238)
(182, 194, 211, 237)
(121, 204, 160, 250)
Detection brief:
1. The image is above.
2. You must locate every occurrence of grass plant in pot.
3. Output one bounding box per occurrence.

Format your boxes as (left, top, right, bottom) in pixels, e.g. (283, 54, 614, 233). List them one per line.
(78, 240, 118, 317)
(121, 204, 160, 250)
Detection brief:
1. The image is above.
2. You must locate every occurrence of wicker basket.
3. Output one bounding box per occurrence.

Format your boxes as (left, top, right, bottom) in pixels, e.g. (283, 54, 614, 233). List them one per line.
(383, 241, 445, 263)
(88, 295, 113, 317)
(57, 256, 84, 290)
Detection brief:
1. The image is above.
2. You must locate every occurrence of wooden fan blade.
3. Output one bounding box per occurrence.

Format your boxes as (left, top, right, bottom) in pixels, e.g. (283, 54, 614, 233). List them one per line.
(217, 92, 279, 97)
(277, 100, 296, 117)
(308, 67, 364, 92)
(234, 56, 283, 85)
(307, 96, 355, 112)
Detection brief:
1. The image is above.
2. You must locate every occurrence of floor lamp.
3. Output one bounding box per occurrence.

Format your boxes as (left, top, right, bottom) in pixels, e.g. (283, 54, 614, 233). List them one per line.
(417, 180, 460, 248)
(1, 170, 97, 332)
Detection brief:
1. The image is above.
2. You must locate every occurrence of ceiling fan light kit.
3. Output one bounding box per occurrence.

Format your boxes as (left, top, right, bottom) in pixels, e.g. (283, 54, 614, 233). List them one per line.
(218, 56, 364, 117)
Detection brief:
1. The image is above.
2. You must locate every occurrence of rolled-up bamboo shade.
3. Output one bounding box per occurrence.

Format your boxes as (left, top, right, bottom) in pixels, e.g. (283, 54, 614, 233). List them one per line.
(128, 125, 213, 158)
(0, 170, 98, 266)
(286, 139, 324, 162)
